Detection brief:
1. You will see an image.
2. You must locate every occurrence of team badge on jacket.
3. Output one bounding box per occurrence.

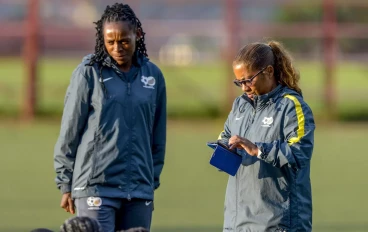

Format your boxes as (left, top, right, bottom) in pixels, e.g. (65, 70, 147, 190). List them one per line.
(261, 117, 273, 127)
(141, 76, 156, 89)
(87, 197, 102, 210)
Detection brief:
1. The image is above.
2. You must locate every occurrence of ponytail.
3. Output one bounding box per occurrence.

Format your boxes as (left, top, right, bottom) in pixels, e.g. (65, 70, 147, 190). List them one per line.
(268, 40, 302, 94)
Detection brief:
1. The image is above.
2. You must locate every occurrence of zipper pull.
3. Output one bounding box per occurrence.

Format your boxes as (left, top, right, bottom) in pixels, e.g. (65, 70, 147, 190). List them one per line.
(127, 82, 131, 95)
(127, 194, 131, 201)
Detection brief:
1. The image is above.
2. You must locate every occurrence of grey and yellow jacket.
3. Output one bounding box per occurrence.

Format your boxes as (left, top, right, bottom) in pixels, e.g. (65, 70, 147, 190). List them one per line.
(219, 85, 315, 232)
(54, 53, 166, 201)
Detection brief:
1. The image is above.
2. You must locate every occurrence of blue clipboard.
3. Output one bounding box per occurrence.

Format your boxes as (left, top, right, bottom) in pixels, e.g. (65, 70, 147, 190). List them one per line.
(207, 141, 242, 176)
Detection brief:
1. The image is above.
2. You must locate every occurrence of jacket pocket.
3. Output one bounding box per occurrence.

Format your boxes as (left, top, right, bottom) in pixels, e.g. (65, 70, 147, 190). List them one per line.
(89, 95, 120, 185)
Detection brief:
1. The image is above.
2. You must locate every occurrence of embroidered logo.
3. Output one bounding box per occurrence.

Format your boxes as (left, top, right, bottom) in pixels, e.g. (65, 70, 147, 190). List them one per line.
(99, 77, 113, 82)
(141, 76, 156, 89)
(261, 117, 273, 127)
(235, 116, 244, 120)
(87, 197, 102, 210)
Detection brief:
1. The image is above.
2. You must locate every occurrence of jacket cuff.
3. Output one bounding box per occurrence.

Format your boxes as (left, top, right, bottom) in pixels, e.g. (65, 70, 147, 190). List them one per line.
(60, 184, 72, 194)
(255, 142, 268, 160)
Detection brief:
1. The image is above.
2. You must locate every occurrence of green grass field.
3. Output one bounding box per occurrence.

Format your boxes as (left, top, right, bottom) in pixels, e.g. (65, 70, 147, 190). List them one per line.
(0, 119, 368, 232)
(1, 58, 368, 119)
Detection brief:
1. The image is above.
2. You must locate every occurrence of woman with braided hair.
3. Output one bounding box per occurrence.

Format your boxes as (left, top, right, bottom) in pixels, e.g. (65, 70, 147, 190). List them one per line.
(54, 3, 166, 231)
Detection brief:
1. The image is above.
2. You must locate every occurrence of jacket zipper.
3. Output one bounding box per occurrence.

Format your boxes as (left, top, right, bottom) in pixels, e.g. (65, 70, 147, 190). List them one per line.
(125, 71, 139, 201)
(251, 100, 257, 123)
(127, 79, 132, 201)
(127, 82, 131, 95)
(121, 69, 138, 202)
(108, 64, 140, 202)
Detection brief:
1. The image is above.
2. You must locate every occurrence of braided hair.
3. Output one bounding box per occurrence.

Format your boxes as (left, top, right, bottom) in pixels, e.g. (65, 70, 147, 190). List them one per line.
(88, 3, 148, 66)
(60, 216, 102, 232)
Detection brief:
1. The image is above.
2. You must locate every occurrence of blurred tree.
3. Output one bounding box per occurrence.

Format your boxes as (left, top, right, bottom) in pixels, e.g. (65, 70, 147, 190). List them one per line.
(277, 5, 368, 55)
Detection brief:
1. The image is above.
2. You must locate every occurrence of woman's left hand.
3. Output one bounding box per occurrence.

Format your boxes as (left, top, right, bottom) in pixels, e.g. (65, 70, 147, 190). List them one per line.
(228, 135, 258, 156)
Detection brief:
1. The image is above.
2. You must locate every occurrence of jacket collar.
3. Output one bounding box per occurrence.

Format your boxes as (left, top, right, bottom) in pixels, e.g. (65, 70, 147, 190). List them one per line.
(102, 51, 149, 71)
(251, 85, 283, 109)
(241, 85, 302, 110)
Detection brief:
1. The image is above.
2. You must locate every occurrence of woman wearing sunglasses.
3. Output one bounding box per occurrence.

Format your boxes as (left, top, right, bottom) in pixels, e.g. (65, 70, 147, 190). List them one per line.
(218, 40, 315, 232)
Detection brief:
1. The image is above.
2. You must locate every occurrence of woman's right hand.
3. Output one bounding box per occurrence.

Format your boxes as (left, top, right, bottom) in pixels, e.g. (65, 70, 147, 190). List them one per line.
(60, 192, 75, 214)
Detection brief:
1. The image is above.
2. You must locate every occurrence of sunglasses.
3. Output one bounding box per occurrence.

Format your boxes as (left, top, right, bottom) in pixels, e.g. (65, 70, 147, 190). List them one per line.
(233, 67, 267, 87)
